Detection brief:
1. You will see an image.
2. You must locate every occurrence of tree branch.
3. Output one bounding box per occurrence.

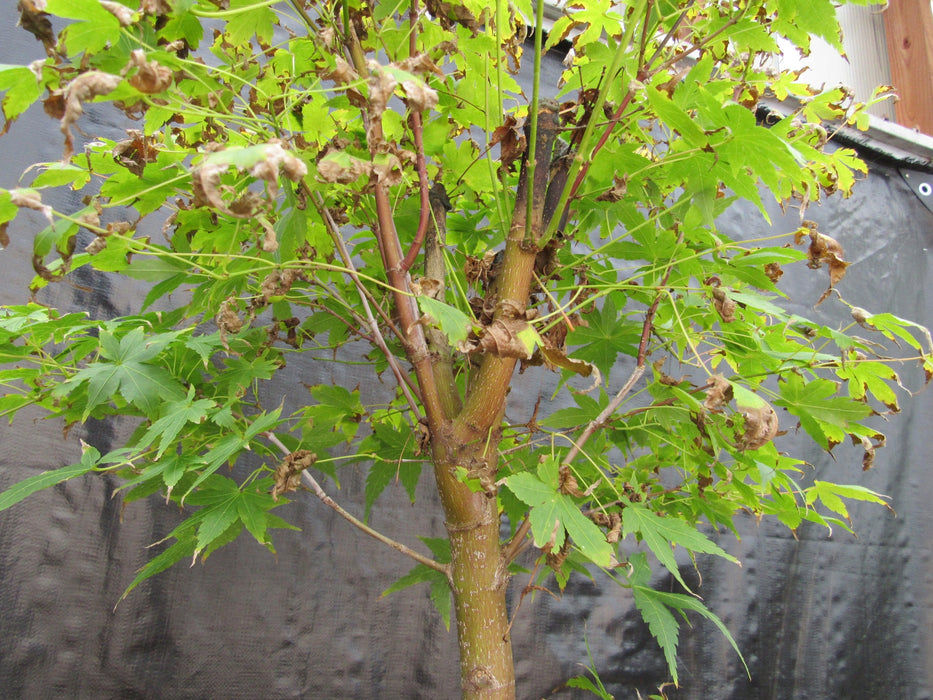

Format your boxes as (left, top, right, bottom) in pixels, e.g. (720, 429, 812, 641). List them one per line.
(309, 188, 424, 419)
(399, 0, 431, 274)
(299, 469, 449, 576)
(500, 516, 533, 568)
(263, 432, 449, 577)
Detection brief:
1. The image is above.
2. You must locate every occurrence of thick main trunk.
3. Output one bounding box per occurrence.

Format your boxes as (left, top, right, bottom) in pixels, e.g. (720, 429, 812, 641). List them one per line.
(423, 100, 562, 700)
(432, 428, 514, 699)
(447, 490, 513, 698)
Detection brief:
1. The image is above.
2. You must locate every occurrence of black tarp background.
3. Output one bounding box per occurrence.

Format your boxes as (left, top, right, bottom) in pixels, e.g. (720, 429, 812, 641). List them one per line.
(1, 6, 932, 698)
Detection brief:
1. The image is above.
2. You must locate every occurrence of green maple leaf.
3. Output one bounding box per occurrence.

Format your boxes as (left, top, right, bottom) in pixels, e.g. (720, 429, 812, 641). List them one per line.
(622, 503, 738, 592)
(65, 328, 186, 419)
(505, 469, 613, 568)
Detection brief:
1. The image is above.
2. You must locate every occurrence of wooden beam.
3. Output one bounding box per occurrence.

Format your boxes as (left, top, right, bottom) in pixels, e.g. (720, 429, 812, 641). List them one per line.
(884, 0, 933, 135)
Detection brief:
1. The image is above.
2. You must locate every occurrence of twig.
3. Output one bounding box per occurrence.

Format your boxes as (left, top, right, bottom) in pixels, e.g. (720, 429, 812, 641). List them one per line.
(310, 189, 424, 418)
(560, 363, 646, 468)
(500, 516, 533, 568)
(299, 470, 449, 576)
(399, 0, 431, 274)
(263, 432, 449, 577)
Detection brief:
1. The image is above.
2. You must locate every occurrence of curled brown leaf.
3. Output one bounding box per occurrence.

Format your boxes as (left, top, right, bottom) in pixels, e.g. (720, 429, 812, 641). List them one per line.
(400, 78, 438, 112)
(250, 140, 308, 199)
(706, 276, 736, 323)
(737, 402, 779, 451)
(17, 0, 55, 51)
(128, 49, 173, 94)
(795, 221, 850, 305)
(100, 1, 134, 26)
(764, 262, 783, 283)
(366, 60, 397, 118)
(558, 464, 583, 497)
(490, 115, 525, 174)
(316, 151, 372, 184)
(10, 189, 54, 225)
(272, 450, 317, 501)
(325, 56, 358, 85)
(216, 297, 244, 350)
(703, 374, 733, 412)
(60, 71, 123, 160)
(141, 0, 171, 15)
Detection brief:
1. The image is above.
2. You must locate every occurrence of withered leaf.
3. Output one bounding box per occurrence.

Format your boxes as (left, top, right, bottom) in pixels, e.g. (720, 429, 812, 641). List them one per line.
(703, 374, 733, 412)
(0, 222, 9, 249)
(17, 0, 55, 50)
(459, 315, 536, 360)
(61, 71, 123, 160)
(113, 129, 158, 176)
(595, 175, 629, 203)
(128, 50, 173, 94)
(711, 286, 737, 323)
(854, 433, 885, 471)
(764, 262, 783, 283)
(366, 60, 397, 118)
(316, 151, 372, 184)
(400, 79, 438, 112)
(490, 115, 525, 173)
(272, 449, 317, 501)
(141, 0, 171, 15)
(100, 1, 134, 26)
(250, 141, 308, 199)
(371, 153, 404, 185)
(85, 236, 107, 255)
(325, 56, 358, 85)
(737, 402, 779, 451)
(539, 346, 595, 378)
(216, 296, 244, 337)
(795, 222, 850, 305)
(558, 464, 583, 497)
(257, 218, 278, 252)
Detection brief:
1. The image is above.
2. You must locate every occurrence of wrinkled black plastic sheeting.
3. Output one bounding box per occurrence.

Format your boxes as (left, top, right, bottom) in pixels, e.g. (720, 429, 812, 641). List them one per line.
(2, 17, 933, 700)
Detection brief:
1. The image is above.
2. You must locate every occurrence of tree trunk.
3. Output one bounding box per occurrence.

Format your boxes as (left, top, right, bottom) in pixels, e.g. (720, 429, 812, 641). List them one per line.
(432, 427, 515, 699)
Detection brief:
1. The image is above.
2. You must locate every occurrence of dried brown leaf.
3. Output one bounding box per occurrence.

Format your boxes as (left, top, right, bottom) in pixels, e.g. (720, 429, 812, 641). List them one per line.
(738, 402, 779, 451)
(10, 188, 54, 226)
(215, 296, 244, 340)
(316, 152, 371, 184)
(325, 56, 358, 85)
(595, 175, 628, 203)
(703, 374, 733, 412)
(43, 92, 65, 120)
(711, 286, 737, 323)
(272, 450, 317, 501)
(366, 61, 397, 117)
(112, 129, 158, 176)
(141, 0, 171, 15)
(191, 160, 229, 212)
(128, 50, 173, 94)
(258, 217, 277, 252)
(558, 464, 583, 497)
(250, 141, 308, 199)
(371, 153, 403, 185)
(100, 1, 134, 26)
(17, 0, 55, 50)
(796, 222, 850, 305)
(764, 262, 783, 283)
(478, 318, 533, 358)
(60, 71, 123, 160)
(490, 115, 525, 173)
(400, 79, 438, 112)
(397, 54, 444, 76)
